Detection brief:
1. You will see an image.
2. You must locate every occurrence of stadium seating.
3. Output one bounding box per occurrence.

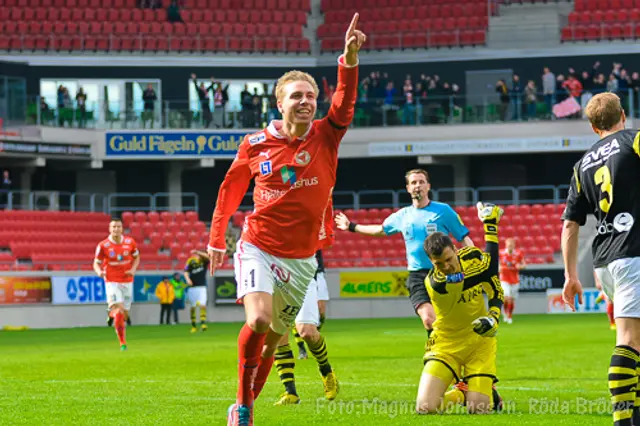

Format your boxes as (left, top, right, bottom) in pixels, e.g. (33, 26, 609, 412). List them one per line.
(231, 203, 564, 267)
(0, 0, 311, 54)
(561, 0, 640, 42)
(0, 203, 562, 271)
(318, 0, 489, 52)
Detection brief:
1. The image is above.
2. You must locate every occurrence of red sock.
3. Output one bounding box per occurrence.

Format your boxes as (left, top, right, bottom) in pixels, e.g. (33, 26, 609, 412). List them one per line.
(237, 324, 267, 406)
(114, 312, 126, 346)
(607, 302, 615, 325)
(252, 355, 275, 400)
(509, 300, 515, 318)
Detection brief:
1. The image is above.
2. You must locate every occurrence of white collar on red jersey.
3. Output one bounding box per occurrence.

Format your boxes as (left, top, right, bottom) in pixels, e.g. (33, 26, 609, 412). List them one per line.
(267, 120, 312, 141)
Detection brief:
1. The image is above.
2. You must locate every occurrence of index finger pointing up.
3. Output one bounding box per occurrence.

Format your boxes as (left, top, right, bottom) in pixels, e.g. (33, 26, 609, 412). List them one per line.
(347, 12, 359, 35)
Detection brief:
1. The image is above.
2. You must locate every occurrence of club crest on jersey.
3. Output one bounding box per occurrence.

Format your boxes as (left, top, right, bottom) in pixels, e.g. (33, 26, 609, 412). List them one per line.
(295, 150, 311, 166)
(260, 160, 272, 176)
(270, 264, 291, 283)
(123, 251, 130, 256)
(249, 133, 266, 145)
(109, 250, 116, 258)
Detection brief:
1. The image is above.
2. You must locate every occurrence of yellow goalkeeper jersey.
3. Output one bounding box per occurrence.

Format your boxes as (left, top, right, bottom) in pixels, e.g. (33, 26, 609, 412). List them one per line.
(424, 246, 504, 340)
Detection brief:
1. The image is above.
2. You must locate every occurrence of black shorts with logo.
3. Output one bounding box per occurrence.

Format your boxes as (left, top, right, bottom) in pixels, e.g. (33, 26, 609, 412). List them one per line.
(407, 269, 432, 312)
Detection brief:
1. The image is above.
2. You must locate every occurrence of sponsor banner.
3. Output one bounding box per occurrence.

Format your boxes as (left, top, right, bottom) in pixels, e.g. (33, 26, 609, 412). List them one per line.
(518, 268, 565, 293)
(547, 289, 604, 314)
(133, 275, 164, 303)
(368, 136, 598, 157)
(105, 131, 247, 158)
(0, 276, 51, 305)
(0, 141, 91, 158)
(52, 276, 106, 304)
(214, 276, 238, 305)
(339, 271, 410, 298)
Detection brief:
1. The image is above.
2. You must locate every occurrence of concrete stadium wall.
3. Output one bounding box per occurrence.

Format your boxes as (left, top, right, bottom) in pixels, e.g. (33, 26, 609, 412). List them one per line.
(0, 269, 553, 330)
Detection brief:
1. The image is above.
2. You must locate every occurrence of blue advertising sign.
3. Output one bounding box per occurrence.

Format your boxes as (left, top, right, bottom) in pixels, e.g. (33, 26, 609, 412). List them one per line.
(52, 276, 106, 305)
(133, 275, 164, 303)
(105, 131, 247, 158)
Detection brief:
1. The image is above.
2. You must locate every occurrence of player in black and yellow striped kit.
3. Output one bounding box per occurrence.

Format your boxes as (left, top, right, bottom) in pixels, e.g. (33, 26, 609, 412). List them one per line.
(416, 202, 504, 414)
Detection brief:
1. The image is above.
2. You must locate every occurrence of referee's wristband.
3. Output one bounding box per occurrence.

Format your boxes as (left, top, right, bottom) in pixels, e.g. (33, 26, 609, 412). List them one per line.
(348, 222, 358, 233)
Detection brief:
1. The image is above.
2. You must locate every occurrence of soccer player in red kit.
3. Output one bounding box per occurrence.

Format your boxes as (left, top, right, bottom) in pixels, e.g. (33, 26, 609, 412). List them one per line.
(499, 237, 526, 324)
(207, 14, 365, 426)
(93, 218, 140, 351)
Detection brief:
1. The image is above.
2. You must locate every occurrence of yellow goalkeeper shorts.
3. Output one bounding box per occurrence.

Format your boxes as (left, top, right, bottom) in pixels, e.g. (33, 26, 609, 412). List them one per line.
(423, 330, 497, 397)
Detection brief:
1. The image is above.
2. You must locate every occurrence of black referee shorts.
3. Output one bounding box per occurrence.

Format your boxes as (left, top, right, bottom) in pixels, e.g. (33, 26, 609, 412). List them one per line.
(407, 269, 432, 312)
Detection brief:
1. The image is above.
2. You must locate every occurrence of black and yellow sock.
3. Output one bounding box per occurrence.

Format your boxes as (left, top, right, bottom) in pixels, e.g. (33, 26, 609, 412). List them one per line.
(307, 335, 332, 377)
(634, 363, 640, 425)
(190, 307, 196, 328)
(275, 344, 297, 396)
(199, 306, 207, 325)
(293, 329, 306, 351)
(609, 345, 639, 426)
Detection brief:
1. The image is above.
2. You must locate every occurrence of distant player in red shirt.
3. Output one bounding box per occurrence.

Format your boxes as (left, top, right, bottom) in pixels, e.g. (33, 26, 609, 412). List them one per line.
(594, 271, 616, 330)
(93, 218, 140, 351)
(208, 14, 365, 426)
(499, 238, 526, 324)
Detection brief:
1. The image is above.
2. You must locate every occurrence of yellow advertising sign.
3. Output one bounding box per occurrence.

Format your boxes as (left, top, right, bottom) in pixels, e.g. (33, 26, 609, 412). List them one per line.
(339, 272, 410, 298)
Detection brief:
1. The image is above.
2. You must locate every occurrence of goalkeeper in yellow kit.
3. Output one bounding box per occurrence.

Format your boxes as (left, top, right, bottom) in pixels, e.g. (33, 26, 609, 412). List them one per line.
(416, 202, 504, 414)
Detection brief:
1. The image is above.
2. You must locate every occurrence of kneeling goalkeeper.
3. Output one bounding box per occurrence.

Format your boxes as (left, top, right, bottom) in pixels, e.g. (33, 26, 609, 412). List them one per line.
(416, 202, 504, 414)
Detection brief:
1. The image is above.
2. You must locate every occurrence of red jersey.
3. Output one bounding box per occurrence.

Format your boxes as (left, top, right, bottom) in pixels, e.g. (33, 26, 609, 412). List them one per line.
(209, 56, 357, 259)
(95, 236, 139, 283)
(499, 249, 524, 284)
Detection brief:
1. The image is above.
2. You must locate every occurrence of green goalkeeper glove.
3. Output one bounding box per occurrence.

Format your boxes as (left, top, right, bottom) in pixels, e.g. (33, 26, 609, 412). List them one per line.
(472, 311, 499, 337)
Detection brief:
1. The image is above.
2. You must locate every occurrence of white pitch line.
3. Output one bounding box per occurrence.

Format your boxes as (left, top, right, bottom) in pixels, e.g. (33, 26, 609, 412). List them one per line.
(0, 378, 603, 394)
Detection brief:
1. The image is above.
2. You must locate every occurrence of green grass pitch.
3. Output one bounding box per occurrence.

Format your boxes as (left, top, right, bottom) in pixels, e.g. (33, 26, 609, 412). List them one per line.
(0, 314, 617, 425)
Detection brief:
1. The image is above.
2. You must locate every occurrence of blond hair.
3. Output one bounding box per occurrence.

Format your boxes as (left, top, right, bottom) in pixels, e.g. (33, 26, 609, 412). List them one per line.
(275, 70, 319, 101)
(585, 92, 624, 131)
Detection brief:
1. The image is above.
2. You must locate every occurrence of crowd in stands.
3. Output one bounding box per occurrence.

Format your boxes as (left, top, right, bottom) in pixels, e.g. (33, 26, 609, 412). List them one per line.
(33, 60, 640, 129)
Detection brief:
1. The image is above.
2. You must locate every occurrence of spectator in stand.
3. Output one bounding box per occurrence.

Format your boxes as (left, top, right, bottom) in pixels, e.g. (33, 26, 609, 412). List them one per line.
(441, 81, 452, 122)
(267, 85, 279, 122)
(592, 73, 607, 95)
(510, 74, 523, 121)
(383, 81, 397, 125)
(524, 80, 538, 120)
(614, 64, 630, 112)
(607, 73, 619, 94)
(212, 80, 226, 129)
(1, 169, 11, 209)
(414, 81, 427, 124)
(322, 77, 336, 114)
(495, 79, 509, 121)
(40, 98, 51, 124)
(542, 67, 555, 117)
(555, 74, 568, 103)
(190, 73, 213, 128)
(57, 85, 65, 127)
(167, 0, 183, 23)
(142, 83, 157, 129)
(402, 78, 416, 125)
(251, 87, 263, 127)
(76, 87, 87, 128)
(631, 72, 640, 117)
(240, 84, 253, 128)
(562, 73, 583, 100)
